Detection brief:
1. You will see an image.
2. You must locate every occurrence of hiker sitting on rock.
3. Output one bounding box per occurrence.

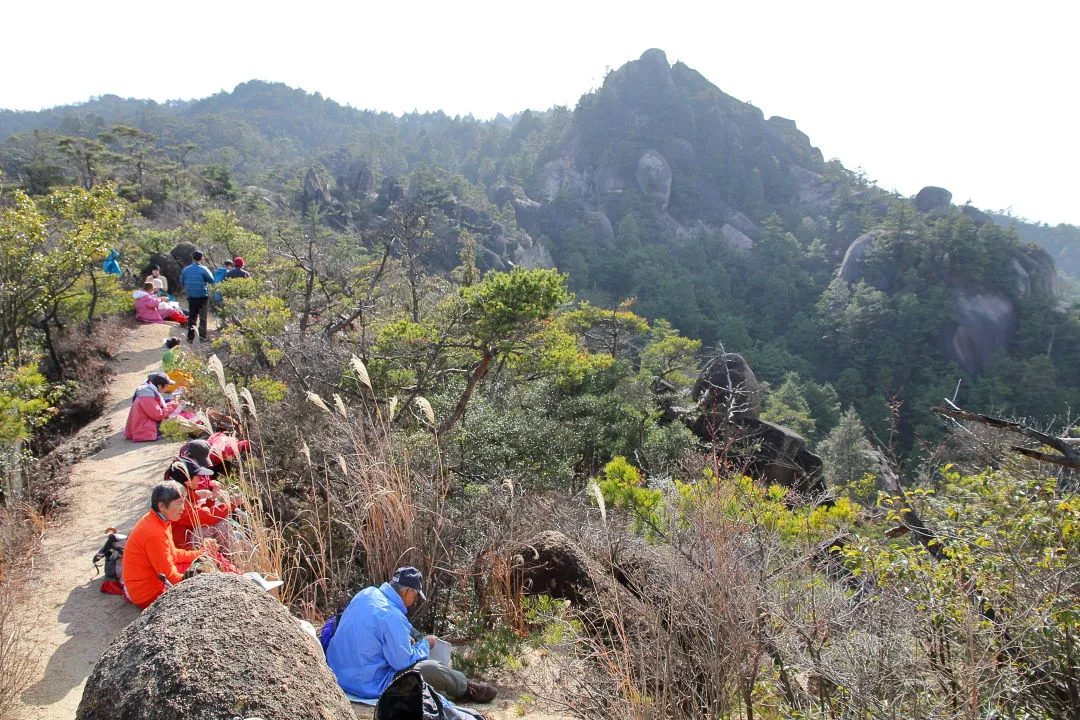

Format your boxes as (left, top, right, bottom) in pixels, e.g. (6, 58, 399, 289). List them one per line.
(166, 457, 242, 551)
(124, 373, 182, 442)
(122, 481, 218, 609)
(325, 566, 497, 704)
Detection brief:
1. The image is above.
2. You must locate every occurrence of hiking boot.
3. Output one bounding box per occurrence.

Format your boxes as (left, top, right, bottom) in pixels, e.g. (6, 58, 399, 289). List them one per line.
(466, 680, 497, 703)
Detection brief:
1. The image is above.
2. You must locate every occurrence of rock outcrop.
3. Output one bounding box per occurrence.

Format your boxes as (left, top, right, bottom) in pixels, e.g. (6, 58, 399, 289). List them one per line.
(914, 186, 953, 213)
(691, 353, 762, 422)
(635, 150, 672, 211)
(682, 353, 824, 496)
(837, 222, 1062, 376)
(76, 573, 353, 720)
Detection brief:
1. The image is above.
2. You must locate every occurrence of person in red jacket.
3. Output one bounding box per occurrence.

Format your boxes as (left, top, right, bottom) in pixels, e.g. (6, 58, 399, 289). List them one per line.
(166, 458, 242, 550)
(122, 481, 217, 609)
(124, 373, 180, 442)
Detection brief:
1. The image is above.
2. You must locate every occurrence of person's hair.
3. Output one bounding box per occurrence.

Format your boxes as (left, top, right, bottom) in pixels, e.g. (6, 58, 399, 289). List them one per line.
(390, 582, 408, 596)
(224, 260, 234, 267)
(151, 481, 184, 511)
(142, 281, 154, 291)
(192, 251, 204, 261)
(164, 337, 181, 349)
(148, 372, 170, 388)
(150, 265, 160, 272)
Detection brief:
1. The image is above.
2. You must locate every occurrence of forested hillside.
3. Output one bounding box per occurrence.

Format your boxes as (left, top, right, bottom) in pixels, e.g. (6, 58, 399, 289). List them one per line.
(4, 48, 1080, 720)
(3, 49, 1077, 454)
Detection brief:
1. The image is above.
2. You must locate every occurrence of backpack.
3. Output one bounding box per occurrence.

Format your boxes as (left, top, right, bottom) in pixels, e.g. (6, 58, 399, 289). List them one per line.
(93, 531, 127, 584)
(374, 670, 484, 720)
(318, 612, 341, 654)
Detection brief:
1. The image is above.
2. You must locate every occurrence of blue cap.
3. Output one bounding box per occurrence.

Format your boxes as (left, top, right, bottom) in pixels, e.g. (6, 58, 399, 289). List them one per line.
(392, 566, 426, 601)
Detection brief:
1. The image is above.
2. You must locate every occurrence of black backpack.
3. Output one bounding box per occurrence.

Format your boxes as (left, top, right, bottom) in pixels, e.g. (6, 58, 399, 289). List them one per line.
(93, 532, 126, 581)
(374, 671, 484, 720)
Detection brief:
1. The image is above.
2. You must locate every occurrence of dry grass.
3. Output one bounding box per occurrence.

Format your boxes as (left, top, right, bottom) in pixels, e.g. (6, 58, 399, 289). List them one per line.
(0, 505, 44, 720)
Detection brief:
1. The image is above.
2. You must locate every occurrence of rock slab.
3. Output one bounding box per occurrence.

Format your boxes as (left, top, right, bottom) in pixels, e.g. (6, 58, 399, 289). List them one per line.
(76, 572, 353, 720)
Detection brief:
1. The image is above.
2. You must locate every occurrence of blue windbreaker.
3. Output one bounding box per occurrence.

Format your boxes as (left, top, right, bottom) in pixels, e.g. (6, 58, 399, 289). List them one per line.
(326, 583, 430, 698)
(180, 262, 215, 299)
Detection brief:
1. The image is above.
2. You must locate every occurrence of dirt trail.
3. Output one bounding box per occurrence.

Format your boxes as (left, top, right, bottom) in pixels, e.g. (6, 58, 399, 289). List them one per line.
(16, 322, 573, 720)
(18, 323, 181, 720)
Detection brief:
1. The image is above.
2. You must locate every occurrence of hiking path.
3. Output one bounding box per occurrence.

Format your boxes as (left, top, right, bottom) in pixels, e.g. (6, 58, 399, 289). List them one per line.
(18, 323, 180, 720)
(17, 322, 573, 720)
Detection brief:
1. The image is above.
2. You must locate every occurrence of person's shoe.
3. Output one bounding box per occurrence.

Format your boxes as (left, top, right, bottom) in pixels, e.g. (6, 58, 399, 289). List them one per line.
(465, 680, 497, 703)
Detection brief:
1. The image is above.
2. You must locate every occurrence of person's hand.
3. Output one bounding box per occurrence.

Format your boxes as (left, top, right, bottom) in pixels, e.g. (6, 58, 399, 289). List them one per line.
(201, 538, 219, 554)
(229, 492, 244, 507)
(195, 489, 213, 500)
(424, 635, 439, 649)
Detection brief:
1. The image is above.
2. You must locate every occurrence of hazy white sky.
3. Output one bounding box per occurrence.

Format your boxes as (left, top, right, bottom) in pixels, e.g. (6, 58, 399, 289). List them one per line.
(5, 0, 1078, 225)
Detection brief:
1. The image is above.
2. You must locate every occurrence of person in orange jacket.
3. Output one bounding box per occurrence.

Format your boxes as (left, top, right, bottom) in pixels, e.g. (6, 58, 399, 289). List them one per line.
(166, 458, 242, 550)
(122, 481, 217, 609)
(124, 373, 181, 442)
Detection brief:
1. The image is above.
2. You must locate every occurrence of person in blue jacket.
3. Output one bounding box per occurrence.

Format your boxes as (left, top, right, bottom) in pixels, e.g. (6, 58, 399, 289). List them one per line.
(326, 567, 496, 703)
(179, 250, 215, 344)
(211, 260, 232, 307)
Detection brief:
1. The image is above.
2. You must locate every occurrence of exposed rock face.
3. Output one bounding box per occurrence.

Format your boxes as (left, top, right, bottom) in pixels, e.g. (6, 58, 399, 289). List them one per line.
(722, 223, 754, 252)
(679, 354, 824, 495)
(337, 159, 374, 198)
(838, 226, 1061, 375)
(739, 418, 825, 495)
(915, 186, 953, 213)
(302, 167, 332, 208)
(691, 353, 762, 422)
(170, 243, 197, 271)
(541, 157, 587, 201)
(513, 240, 555, 269)
(635, 150, 672, 211)
(586, 210, 615, 244)
(943, 286, 1017, 375)
(1013, 244, 1059, 299)
(76, 573, 353, 720)
(838, 230, 885, 284)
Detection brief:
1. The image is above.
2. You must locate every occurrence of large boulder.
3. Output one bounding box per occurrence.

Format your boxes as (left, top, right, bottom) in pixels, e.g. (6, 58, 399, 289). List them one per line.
(914, 186, 952, 213)
(939, 285, 1016, 376)
(838, 230, 882, 284)
(76, 573, 353, 720)
(586, 210, 615, 244)
(739, 418, 825, 497)
(635, 150, 672, 211)
(691, 353, 762, 422)
(302, 168, 332, 208)
(170, 243, 197, 270)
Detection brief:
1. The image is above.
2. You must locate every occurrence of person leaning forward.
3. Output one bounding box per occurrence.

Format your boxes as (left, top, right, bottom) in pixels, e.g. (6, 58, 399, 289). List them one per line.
(180, 250, 215, 344)
(325, 567, 497, 703)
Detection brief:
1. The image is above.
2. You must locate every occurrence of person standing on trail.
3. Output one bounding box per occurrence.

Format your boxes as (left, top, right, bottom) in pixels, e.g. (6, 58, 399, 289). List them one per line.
(180, 250, 215, 344)
(122, 481, 218, 609)
(325, 566, 497, 704)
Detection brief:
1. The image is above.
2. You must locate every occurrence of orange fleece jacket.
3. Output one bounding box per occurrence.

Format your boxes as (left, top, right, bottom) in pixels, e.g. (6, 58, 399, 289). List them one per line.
(122, 510, 201, 609)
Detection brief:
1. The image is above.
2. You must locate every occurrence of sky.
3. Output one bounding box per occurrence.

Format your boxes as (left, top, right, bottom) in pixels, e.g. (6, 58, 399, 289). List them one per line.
(4, 0, 1078, 225)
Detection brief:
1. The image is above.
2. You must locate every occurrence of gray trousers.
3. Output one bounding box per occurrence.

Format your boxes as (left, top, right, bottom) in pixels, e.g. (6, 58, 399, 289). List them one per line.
(411, 659, 468, 700)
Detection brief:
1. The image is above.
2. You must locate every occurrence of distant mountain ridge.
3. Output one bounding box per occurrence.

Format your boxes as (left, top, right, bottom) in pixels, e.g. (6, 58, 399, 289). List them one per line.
(3, 49, 1080, 442)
